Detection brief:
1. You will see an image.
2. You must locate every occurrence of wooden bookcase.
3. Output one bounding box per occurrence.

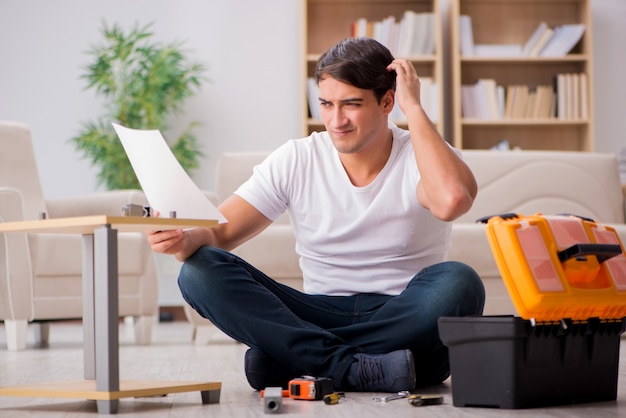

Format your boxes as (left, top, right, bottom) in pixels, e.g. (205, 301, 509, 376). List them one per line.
(450, 0, 594, 151)
(305, 0, 444, 136)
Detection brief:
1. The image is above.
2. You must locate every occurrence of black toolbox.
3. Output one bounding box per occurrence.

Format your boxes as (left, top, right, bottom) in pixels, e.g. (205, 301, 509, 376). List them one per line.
(438, 214, 626, 409)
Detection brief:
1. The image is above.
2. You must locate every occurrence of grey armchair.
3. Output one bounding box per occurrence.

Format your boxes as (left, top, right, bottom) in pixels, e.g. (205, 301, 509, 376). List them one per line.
(0, 121, 158, 350)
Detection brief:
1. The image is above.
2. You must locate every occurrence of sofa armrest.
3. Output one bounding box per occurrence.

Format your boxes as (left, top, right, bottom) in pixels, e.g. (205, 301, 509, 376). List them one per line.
(0, 187, 34, 320)
(45, 190, 149, 218)
(449, 223, 501, 280)
(0, 187, 26, 222)
(232, 224, 301, 281)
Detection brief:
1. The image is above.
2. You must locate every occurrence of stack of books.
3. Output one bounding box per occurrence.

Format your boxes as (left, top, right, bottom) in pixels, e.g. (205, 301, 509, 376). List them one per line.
(352, 11, 436, 56)
(522, 22, 587, 57)
(461, 73, 588, 121)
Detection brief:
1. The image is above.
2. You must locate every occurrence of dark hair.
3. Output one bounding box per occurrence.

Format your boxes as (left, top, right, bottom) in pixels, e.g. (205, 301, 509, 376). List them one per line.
(315, 37, 396, 103)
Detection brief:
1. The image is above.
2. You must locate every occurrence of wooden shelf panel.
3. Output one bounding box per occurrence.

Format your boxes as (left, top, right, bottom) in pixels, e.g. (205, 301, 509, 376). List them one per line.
(0, 379, 221, 402)
(307, 0, 436, 54)
(451, 0, 593, 151)
(457, 0, 590, 54)
(458, 124, 589, 152)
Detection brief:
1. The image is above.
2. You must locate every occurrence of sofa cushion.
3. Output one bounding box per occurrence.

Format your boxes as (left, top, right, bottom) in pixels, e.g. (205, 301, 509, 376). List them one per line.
(458, 150, 625, 225)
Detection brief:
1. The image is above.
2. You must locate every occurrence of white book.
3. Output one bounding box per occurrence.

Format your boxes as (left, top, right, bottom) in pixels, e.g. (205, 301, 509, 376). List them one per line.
(376, 15, 395, 51)
(496, 85, 505, 119)
(307, 77, 321, 120)
(354, 18, 368, 38)
(424, 13, 436, 55)
(540, 24, 586, 57)
(414, 13, 435, 55)
(579, 72, 589, 120)
(461, 85, 475, 118)
(571, 73, 580, 119)
(420, 77, 434, 121)
(477, 79, 500, 120)
(556, 73, 567, 120)
(429, 81, 439, 122)
(398, 10, 418, 57)
(389, 21, 402, 56)
(459, 15, 475, 56)
(474, 44, 522, 57)
(373, 21, 384, 46)
(522, 22, 549, 56)
(528, 27, 555, 57)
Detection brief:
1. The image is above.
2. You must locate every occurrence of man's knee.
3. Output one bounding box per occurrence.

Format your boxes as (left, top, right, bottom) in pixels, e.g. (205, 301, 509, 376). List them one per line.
(177, 246, 226, 298)
(447, 261, 485, 315)
(423, 261, 485, 315)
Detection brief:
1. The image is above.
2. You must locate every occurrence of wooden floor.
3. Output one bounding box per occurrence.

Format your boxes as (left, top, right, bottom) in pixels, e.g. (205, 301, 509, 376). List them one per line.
(1, 320, 625, 417)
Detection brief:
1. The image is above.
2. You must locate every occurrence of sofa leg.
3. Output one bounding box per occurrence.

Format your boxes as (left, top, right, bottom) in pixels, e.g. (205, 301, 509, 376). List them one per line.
(193, 325, 214, 346)
(133, 315, 154, 345)
(5, 319, 28, 351)
(34, 322, 50, 347)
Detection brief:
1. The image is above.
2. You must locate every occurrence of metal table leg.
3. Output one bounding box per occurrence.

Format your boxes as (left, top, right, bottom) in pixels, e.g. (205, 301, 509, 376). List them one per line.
(94, 225, 119, 414)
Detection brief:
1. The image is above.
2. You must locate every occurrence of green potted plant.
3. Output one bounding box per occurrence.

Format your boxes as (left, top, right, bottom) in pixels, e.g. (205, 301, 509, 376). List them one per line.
(71, 22, 206, 190)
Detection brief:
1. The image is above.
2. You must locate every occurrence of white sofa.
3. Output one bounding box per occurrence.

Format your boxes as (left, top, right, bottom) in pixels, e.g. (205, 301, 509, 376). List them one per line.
(184, 150, 626, 337)
(0, 121, 159, 350)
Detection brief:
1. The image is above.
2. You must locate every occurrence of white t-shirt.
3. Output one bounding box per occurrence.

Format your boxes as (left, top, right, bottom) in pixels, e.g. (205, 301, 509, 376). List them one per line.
(234, 124, 452, 296)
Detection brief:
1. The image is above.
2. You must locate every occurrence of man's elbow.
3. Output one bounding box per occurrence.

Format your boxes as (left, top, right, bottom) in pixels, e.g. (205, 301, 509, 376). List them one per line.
(431, 190, 475, 222)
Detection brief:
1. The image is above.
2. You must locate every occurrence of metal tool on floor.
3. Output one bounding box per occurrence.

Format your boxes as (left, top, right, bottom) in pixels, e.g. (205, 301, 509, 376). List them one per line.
(323, 392, 345, 405)
(263, 387, 284, 414)
(372, 390, 410, 402)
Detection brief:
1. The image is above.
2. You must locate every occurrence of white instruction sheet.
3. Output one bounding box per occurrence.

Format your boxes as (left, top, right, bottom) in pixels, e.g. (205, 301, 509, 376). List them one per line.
(113, 123, 227, 223)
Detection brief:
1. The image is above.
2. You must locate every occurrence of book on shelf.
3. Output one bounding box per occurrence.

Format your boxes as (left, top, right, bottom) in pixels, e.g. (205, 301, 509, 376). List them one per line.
(352, 11, 435, 57)
(478, 78, 501, 120)
(459, 15, 475, 56)
(473, 44, 522, 57)
(555, 73, 588, 120)
(307, 77, 321, 120)
(461, 77, 589, 121)
(522, 22, 549, 56)
(539, 24, 586, 57)
(527, 26, 555, 57)
(461, 19, 586, 58)
(578, 73, 589, 120)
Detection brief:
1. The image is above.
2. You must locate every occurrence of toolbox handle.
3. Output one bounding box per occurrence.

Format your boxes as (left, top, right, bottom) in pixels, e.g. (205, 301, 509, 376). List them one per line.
(557, 243, 622, 263)
(476, 213, 519, 224)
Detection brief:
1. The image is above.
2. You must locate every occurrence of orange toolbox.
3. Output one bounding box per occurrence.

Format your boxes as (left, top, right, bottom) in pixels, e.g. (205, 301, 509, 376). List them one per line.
(438, 213, 626, 409)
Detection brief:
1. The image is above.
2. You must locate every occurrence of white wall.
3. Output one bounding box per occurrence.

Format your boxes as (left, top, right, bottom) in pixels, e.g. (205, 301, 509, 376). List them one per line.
(590, 0, 626, 155)
(0, 0, 305, 198)
(1, 0, 624, 201)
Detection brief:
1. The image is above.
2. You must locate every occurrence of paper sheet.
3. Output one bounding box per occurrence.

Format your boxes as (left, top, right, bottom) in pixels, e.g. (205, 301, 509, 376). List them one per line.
(113, 123, 227, 223)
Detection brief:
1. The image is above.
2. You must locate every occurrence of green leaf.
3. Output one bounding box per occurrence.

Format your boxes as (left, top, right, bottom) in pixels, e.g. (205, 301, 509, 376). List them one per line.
(72, 20, 207, 190)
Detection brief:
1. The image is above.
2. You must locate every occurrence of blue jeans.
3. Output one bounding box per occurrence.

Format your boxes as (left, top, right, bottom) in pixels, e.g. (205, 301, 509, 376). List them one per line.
(178, 246, 485, 388)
